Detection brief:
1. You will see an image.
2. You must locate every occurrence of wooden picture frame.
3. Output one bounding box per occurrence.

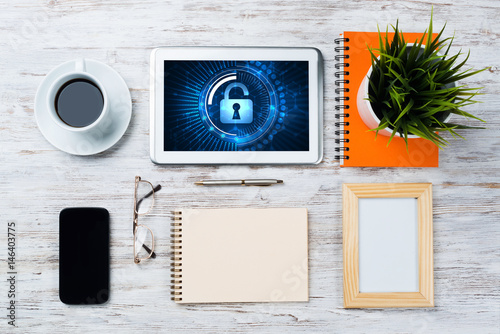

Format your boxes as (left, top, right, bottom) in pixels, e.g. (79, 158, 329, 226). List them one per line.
(343, 183, 434, 308)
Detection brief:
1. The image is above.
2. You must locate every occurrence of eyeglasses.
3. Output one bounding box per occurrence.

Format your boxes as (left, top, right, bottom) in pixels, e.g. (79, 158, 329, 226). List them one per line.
(133, 176, 162, 264)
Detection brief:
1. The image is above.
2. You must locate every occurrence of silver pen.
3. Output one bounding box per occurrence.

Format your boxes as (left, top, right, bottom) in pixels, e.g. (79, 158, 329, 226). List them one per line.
(194, 179, 284, 186)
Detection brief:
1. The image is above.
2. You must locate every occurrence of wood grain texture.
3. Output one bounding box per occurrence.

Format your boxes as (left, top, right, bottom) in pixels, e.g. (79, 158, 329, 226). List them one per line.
(418, 184, 434, 307)
(0, 0, 499, 332)
(343, 183, 434, 308)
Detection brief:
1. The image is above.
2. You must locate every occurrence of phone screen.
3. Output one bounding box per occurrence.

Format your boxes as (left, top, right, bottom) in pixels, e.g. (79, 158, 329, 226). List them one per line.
(59, 207, 109, 305)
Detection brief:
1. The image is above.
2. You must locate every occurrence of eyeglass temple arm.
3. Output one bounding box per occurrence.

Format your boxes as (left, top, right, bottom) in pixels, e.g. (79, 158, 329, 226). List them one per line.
(142, 244, 156, 259)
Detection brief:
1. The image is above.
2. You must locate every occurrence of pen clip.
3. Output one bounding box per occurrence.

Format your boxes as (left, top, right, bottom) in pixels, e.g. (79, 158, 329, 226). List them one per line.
(243, 182, 271, 187)
(242, 179, 283, 186)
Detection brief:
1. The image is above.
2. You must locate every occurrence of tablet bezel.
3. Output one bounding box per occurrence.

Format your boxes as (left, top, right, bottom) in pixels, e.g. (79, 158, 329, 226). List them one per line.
(150, 47, 323, 164)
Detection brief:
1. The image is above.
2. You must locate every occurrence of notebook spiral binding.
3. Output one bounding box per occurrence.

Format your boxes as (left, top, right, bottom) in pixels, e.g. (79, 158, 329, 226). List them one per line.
(334, 37, 350, 161)
(170, 211, 183, 302)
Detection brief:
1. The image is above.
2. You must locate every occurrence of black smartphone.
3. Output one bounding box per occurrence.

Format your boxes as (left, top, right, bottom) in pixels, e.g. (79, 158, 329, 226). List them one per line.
(59, 207, 110, 305)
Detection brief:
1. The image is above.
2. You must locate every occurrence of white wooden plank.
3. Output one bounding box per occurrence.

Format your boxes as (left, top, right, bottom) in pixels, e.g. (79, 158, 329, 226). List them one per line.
(0, 0, 499, 332)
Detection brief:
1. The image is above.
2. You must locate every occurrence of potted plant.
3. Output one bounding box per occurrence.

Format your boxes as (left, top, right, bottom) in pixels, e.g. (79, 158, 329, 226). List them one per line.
(357, 14, 487, 149)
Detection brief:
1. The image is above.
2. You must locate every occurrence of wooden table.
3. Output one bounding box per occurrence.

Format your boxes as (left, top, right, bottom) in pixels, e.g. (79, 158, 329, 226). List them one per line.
(1, 0, 499, 332)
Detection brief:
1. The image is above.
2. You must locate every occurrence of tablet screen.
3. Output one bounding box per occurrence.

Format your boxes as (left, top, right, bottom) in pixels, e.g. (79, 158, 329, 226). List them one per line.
(163, 60, 309, 151)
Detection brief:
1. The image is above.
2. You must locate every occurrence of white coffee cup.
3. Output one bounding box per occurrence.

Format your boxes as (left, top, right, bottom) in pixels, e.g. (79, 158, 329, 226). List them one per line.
(46, 59, 110, 133)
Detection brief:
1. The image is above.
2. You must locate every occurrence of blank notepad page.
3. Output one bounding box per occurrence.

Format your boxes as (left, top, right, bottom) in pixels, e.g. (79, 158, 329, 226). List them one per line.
(174, 208, 309, 303)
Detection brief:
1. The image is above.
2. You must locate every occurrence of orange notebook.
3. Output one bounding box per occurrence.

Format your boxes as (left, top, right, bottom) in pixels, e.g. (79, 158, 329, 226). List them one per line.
(336, 31, 439, 167)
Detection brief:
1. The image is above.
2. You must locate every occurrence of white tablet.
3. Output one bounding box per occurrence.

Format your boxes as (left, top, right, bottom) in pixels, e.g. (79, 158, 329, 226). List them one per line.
(150, 47, 323, 164)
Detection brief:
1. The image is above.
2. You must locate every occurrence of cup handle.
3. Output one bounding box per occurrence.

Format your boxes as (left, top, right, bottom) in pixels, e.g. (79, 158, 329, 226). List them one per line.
(75, 58, 86, 72)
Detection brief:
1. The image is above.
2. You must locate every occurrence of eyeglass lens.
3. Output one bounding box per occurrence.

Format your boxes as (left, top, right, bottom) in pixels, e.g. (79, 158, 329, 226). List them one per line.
(135, 225, 153, 260)
(136, 181, 154, 215)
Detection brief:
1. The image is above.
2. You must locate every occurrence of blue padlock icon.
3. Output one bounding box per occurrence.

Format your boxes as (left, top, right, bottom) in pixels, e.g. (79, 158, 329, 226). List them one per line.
(220, 82, 253, 124)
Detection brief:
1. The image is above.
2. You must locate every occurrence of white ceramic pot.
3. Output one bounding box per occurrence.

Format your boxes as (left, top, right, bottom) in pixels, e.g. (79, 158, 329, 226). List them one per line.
(357, 45, 453, 138)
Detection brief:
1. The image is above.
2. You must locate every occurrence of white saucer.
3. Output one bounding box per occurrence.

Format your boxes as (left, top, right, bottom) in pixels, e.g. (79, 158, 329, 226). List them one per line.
(35, 59, 132, 155)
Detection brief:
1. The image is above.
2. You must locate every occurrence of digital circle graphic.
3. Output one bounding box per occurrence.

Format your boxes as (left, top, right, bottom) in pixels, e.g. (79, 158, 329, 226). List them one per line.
(198, 65, 278, 147)
(163, 60, 309, 152)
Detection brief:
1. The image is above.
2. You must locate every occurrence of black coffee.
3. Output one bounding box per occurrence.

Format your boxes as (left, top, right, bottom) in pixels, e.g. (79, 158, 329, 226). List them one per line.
(55, 79, 104, 127)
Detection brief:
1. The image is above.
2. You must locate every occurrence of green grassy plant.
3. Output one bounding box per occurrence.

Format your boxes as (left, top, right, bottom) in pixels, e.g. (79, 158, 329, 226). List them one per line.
(367, 13, 487, 149)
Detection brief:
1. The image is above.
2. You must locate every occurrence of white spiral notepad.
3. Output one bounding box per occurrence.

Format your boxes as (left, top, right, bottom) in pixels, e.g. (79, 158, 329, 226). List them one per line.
(171, 208, 309, 303)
